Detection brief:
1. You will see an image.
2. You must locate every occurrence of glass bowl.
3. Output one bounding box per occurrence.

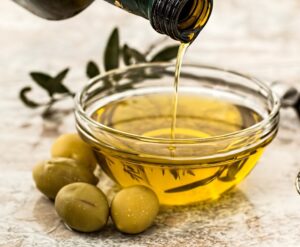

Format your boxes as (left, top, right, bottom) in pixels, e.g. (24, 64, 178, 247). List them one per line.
(75, 63, 280, 206)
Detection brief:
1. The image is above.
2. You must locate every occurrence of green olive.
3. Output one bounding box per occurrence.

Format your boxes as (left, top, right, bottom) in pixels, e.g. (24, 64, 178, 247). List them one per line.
(32, 158, 99, 200)
(55, 182, 109, 233)
(51, 133, 96, 172)
(111, 185, 159, 234)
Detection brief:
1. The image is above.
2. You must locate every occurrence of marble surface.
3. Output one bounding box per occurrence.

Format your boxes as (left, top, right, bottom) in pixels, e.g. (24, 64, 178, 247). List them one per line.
(1, 1, 300, 246)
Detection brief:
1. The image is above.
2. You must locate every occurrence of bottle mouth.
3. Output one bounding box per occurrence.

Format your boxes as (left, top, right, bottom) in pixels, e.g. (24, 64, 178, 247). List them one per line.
(151, 0, 213, 43)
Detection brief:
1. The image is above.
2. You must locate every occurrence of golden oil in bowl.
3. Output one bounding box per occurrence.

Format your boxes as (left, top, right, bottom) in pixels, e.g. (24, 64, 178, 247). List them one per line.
(75, 64, 280, 205)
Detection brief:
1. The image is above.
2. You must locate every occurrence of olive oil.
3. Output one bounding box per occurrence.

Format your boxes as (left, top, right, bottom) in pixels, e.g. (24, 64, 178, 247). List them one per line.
(91, 91, 269, 205)
(171, 43, 189, 139)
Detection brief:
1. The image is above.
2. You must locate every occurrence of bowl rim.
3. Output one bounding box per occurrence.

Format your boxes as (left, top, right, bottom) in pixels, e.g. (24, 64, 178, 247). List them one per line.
(75, 62, 280, 145)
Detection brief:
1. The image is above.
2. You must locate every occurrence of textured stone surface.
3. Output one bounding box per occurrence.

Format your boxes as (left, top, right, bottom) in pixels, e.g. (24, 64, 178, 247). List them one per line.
(1, 0, 300, 246)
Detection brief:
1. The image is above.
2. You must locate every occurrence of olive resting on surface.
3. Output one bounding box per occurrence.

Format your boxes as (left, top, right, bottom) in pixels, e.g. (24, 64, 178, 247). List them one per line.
(32, 157, 99, 200)
(111, 185, 159, 234)
(51, 133, 97, 172)
(55, 182, 109, 233)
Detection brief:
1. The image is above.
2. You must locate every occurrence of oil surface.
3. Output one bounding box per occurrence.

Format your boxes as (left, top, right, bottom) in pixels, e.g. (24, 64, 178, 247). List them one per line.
(91, 93, 267, 205)
(92, 93, 262, 139)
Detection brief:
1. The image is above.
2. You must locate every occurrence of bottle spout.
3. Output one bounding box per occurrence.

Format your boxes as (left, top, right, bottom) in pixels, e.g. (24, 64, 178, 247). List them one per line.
(150, 0, 213, 43)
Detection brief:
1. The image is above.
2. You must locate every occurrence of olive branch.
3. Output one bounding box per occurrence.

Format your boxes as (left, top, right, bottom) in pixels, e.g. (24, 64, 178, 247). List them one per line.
(19, 27, 179, 119)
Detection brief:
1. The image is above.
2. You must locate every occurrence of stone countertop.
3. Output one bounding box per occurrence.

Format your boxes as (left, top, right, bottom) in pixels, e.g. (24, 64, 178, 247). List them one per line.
(1, 1, 300, 246)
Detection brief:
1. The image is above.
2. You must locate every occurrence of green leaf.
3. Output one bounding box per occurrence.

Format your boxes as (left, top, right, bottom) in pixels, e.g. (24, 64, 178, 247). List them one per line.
(218, 160, 247, 182)
(30, 69, 72, 96)
(54, 68, 69, 83)
(170, 169, 180, 180)
(86, 61, 100, 79)
(19, 87, 41, 108)
(50, 68, 72, 95)
(150, 45, 180, 62)
(30, 72, 53, 96)
(165, 167, 226, 193)
(104, 28, 120, 71)
(122, 44, 146, 65)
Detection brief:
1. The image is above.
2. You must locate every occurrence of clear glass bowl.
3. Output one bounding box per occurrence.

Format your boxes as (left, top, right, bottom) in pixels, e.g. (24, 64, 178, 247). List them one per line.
(75, 63, 280, 205)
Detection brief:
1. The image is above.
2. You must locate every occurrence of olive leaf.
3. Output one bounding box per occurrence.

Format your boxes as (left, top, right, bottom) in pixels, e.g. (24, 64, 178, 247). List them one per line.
(19, 87, 42, 108)
(123, 164, 150, 184)
(30, 68, 71, 96)
(218, 160, 247, 182)
(165, 167, 227, 193)
(104, 28, 120, 71)
(50, 68, 72, 95)
(123, 165, 143, 181)
(187, 169, 196, 176)
(170, 169, 180, 180)
(150, 45, 180, 62)
(20, 67, 74, 119)
(30, 72, 53, 96)
(86, 61, 101, 79)
(123, 44, 146, 65)
(54, 68, 69, 83)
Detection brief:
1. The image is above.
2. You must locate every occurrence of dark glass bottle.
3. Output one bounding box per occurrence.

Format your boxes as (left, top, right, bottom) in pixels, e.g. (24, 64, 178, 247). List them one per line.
(12, 0, 213, 43)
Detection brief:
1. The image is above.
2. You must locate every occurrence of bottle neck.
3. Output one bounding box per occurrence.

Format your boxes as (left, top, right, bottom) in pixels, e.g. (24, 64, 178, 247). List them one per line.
(150, 0, 213, 43)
